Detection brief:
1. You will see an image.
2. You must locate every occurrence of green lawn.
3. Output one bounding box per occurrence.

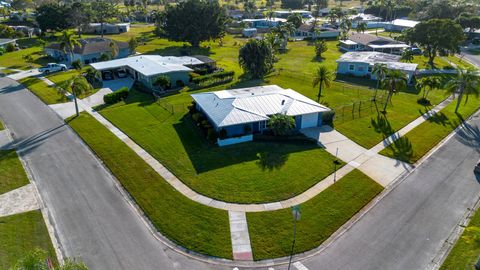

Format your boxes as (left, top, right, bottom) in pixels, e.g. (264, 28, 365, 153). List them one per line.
(247, 169, 383, 260)
(445, 55, 476, 70)
(99, 89, 344, 203)
(0, 210, 57, 269)
(67, 112, 232, 258)
(379, 97, 480, 163)
(408, 55, 453, 70)
(0, 119, 3, 130)
(45, 70, 99, 99)
(18, 77, 68, 105)
(441, 208, 480, 270)
(0, 150, 29, 195)
(0, 47, 50, 70)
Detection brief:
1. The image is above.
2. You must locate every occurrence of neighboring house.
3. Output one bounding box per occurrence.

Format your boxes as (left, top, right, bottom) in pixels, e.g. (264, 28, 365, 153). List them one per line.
(348, 13, 384, 29)
(242, 28, 257, 37)
(242, 18, 286, 29)
(384, 19, 419, 32)
(0, 38, 16, 49)
(227, 9, 245, 20)
(45, 38, 131, 65)
(9, 25, 40, 38)
(274, 10, 313, 19)
(294, 23, 340, 39)
(83, 23, 131, 35)
(339, 33, 409, 55)
(191, 85, 330, 146)
(336, 51, 417, 83)
(90, 55, 215, 89)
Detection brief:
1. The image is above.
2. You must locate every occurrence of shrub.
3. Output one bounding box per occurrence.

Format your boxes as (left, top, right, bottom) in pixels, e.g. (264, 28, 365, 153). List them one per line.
(218, 128, 227, 139)
(99, 53, 111, 62)
(103, 87, 129, 104)
(71, 60, 83, 70)
(154, 75, 171, 89)
(189, 72, 201, 81)
(132, 81, 150, 93)
(192, 112, 203, 122)
(188, 101, 198, 113)
(5, 43, 15, 52)
(191, 71, 235, 87)
(322, 110, 335, 126)
(176, 80, 185, 87)
(207, 128, 218, 141)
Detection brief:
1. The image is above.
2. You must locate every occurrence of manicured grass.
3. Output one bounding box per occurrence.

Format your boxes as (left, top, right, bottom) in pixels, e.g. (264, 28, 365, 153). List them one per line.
(408, 55, 453, 69)
(0, 210, 57, 269)
(379, 97, 480, 163)
(247, 169, 383, 260)
(18, 77, 68, 105)
(0, 69, 18, 75)
(67, 112, 232, 258)
(99, 90, 344, 203)
(0, 150, 29, 195)
(441, 208, 480, 270)
(0, 47, 50, 70)
(445, 55, 476, 70)
(0, 119, 3, 130)
(46, 70, 99, 99)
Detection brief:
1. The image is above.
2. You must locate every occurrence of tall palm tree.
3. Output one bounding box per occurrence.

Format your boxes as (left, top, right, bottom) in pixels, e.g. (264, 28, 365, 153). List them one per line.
(272, 22, 296, 51)
(445, 68, 480, 113)
(312, 65, 335, 102)
(356, 21, 368, 33)
(382, 70, 407, 112)
(416, 76, 441, 101)
(401, 49, 414, 63)
(372, 63, 388, 100)
(59, 30, 81, 65)
(61, 75, 93, 117)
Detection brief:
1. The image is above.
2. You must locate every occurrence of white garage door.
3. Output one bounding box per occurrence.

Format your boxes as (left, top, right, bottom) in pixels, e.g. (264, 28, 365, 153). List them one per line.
(301, 113, 319, 129)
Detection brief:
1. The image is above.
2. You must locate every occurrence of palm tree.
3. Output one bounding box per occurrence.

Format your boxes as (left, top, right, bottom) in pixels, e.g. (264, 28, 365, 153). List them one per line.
(416, 76, 441, 101)
(109, 41, 119, 59)
(312, 65, 335, 102)
(59, 30, 81, 65)
(372, 63, 388, 100)
(272, 22, 296, 51)
(356, 21, 368, 33)
(61, 75, 93, 117)
(445, 68, 480, 113)
(401, 49, 414, 63)
(268, 113, 295, 136)
(84, 67, 101, 87)
(382, 69, 407, 112)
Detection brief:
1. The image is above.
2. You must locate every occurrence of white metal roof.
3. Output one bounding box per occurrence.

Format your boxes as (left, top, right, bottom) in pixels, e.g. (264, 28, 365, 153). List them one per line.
(191, 85, 330, 128)
(337, 51, 417, 72)
(348, 13, 381, 21)
(340, 40, 358, 45)
(369, 44, 410, 49)
(388, 19, 419, 28)
(90, 55, 201, 76)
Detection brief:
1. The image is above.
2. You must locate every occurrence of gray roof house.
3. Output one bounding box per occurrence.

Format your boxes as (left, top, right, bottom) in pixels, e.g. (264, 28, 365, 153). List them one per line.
(45, 38, 131, 65)
(84, 23, 131, 35)
(336, 51, 418, 83)
(191, 85, 330, 146)
(340, 33, 410, 55)
(294, 23, 340, 39)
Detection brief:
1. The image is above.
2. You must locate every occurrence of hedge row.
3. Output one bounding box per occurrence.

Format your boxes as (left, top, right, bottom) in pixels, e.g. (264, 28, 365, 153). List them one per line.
(103, 87, 129, 104)
(191, 71, 235, 85)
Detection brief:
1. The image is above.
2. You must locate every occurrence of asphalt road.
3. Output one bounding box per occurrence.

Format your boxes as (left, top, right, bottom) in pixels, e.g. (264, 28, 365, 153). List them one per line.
(301, 111, 480, 269)
(0, 78, 224, 270)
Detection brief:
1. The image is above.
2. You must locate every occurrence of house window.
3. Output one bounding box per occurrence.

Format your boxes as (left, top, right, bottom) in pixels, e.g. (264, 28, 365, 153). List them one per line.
(368, 66, 372, 72)
(259, 121, 267, 130)
(358, 66, 364, 72)
(349, 64, 355, 71)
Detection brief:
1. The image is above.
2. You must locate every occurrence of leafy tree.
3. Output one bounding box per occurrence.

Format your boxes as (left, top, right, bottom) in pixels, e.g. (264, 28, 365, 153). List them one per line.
(280, 0, 303, 9)
(327, 7, 343, 25)
(287, 13, 303, 28)
(356, 21, 367, 33)
(404, 19, 465, 69)
(314, 39, 328, 59)
(0, 25, 17, 38)
(128, 37, 138, 53)
(243, 0, 257, 19)
(419, 0, 467, 20)
(239, 39, 275, 78)
(268, 114, 295, 136)
(381, 69, 407, 112)
(161, 0, 228, 47)
(91, 1, 118, 38)
(416, 76, 441, 103)
(445, 68, 480, 113)
(457, 13, 480, 40)
(154, 75, 171, 89)
(400, 49, 414, 63)
(36, 3, 70, 32)
(11, 0, 33, 11)
(68, 2, 91, 38)
(71, 59, 83, 71)
(312, 65, 334, 101)
(59, 30, 81, 63)
(312, 0, 328, 29)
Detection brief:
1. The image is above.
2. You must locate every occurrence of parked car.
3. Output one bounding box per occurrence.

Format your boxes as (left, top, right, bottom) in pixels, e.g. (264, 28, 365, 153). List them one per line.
(411, 47, 422, 55)
(103, 71, 114, 80)
(39, 63, 67, 74)
(116, 69, 127, 78)
(475, 159, 480, 174)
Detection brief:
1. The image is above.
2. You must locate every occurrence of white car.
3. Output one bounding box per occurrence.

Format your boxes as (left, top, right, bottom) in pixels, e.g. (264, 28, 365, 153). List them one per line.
(39, 63, 67, 74)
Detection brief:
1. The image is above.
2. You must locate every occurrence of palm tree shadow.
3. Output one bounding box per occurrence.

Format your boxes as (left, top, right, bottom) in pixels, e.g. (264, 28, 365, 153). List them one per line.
(388, 136, 414, 163)
(455, 120, 480, 152)
(371, 114, 395, 139)
(256, 151, 289, 171)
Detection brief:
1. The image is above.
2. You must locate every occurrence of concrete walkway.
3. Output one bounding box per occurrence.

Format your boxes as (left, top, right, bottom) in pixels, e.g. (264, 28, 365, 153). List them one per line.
(7, 68, 41, 80)
(228, 211, 253, 261)
(0, 184, 40, 217)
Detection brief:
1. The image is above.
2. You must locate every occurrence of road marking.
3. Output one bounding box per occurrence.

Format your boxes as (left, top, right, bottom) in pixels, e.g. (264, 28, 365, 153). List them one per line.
(293, 261, 309, 270)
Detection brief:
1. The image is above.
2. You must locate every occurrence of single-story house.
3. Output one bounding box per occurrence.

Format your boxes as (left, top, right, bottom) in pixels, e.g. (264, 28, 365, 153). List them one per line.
(227, 9, 245, 20)
(191, 85, 331, 145)
(384, 19, 419, 32)
(83, 23, 131, 35)
(339, 33, 410, 55)
(242, 28, 257, 37)
(0, 38, 16, 49)
(348, 13, 384, 29)
(90, 55, 215, 89)
(336, 51, 417, 83)
(45, 38, 131, 65)
(9, 25, 40, 38)
(242, 18, 286, 29)
(274, 10, 312, 19)
(294, 23, 340, 39)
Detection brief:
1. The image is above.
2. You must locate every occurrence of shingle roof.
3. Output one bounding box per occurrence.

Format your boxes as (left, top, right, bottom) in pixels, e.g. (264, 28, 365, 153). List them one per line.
(191, 85, 330, 128)
(46, 38, 129, 55)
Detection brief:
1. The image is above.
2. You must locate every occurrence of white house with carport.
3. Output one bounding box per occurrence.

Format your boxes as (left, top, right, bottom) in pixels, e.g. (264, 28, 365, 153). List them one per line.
(340, 33, 410, 55)
(337, 51, 417, 84)
(90, 55, 213, 89)
(191, 85, 331, 146)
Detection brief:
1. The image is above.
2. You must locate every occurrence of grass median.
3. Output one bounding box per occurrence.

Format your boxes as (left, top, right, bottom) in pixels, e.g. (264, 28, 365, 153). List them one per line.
(19, 77, 67, 105)
(0, 150, 29, 195)
(0, 210, 57, 269)
(247, 169, 383, 260)
(67, 112, 232, 258)
(379, 97, 480, 163)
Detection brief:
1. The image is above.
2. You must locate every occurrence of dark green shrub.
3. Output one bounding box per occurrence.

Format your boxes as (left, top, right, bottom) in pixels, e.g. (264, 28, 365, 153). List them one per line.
(207, 128, 218, 141)
(322, 110, 335, 126)
(176, 80, 185, 87)
(103, 87, 129, 104)
(154, 75, 171, 89)
(71, 60, 83, 70)
(219, 128, 227, 139)
(5, 43, 15, 52)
